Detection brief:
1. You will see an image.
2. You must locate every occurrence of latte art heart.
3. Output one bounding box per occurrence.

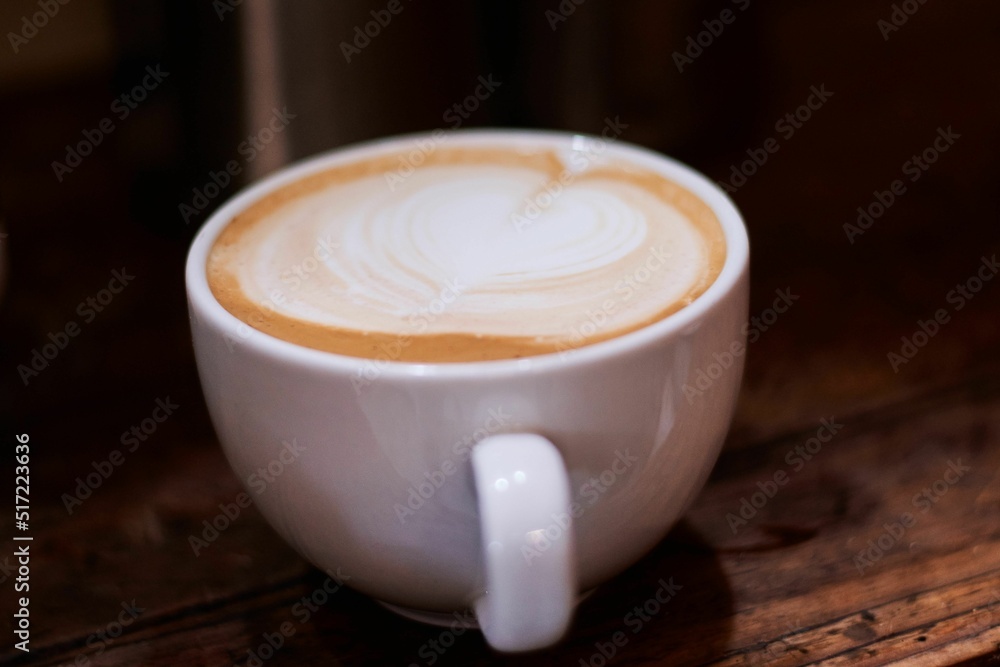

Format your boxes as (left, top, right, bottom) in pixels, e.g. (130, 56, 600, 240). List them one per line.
(207, 141, 725, 361)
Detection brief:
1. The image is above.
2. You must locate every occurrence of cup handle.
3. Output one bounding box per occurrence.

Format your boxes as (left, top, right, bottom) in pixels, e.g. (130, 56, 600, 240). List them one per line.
(471, 433, 576, 652)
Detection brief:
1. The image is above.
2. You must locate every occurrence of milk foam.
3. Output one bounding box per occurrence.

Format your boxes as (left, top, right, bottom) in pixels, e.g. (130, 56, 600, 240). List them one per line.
(208, 143, 725, 360)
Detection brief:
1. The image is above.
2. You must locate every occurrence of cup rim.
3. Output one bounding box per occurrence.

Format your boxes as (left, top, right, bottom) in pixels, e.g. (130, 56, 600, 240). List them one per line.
(185, 128, 749, 379)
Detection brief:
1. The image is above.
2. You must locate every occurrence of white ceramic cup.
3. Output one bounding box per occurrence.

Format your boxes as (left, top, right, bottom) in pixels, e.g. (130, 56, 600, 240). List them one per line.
(186, 130, 749, 653)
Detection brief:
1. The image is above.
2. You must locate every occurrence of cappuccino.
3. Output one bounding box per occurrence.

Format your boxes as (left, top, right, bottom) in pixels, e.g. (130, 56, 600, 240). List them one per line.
(207, 134, 726, 361)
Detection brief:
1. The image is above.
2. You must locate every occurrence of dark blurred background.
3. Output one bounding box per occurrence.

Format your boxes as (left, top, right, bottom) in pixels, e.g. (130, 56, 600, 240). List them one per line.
(3, 0, 996, 446)
(0, 0, 998, 663)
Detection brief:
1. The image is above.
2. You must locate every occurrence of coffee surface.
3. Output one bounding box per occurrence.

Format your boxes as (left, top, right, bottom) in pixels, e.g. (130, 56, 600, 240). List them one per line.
(207, 137, 726, 361)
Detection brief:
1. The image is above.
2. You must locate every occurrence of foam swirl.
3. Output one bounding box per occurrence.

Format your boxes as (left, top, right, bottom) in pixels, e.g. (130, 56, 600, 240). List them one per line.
(208, 143, 725, 361)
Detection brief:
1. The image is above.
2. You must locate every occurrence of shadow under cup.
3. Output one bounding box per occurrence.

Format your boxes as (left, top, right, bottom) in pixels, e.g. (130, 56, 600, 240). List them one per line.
(185, 129, 749, 652)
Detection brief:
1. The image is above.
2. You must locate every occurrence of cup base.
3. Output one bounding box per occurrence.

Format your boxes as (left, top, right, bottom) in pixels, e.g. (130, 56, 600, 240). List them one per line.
(376, 588, 596, 630)
(377, 600, 481, 629)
